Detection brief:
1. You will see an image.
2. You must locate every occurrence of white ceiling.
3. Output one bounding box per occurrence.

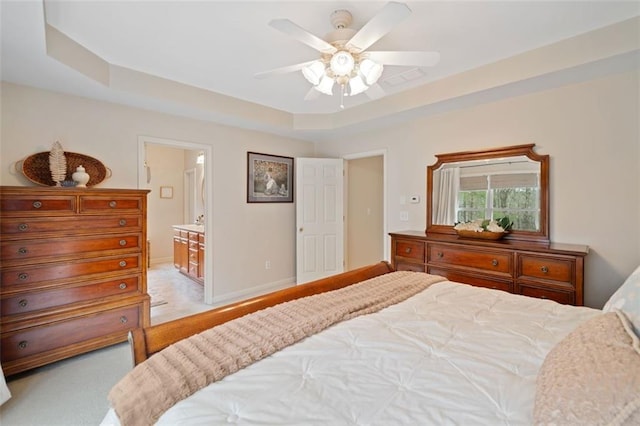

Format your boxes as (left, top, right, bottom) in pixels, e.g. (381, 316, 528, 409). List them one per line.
(2, 1, 639, 141)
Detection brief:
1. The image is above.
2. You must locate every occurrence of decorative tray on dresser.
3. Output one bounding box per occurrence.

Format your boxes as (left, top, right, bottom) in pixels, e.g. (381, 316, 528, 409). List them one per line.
(390, 231, 588, 306)
(0, 186, 150, 375)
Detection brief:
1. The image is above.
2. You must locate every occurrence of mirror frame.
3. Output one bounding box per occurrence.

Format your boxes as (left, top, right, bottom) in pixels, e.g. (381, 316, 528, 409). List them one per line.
(426, 144, 549, 243)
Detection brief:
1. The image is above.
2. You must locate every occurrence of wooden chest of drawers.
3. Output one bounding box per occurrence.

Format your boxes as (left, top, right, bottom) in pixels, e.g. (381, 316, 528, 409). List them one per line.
(0, 186, 150, 375)
(390, 231, 588, 306)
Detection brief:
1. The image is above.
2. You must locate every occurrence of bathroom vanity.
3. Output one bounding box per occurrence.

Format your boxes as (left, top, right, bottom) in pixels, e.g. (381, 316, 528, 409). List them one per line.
(172, 224, 204, 285)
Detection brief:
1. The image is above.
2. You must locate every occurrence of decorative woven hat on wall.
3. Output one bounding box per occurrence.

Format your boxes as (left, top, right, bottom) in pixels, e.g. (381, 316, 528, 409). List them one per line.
(19, 151, 110, 187)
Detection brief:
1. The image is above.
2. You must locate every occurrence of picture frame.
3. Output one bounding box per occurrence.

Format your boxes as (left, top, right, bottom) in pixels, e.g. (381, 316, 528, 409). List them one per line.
(160, 186, 173, 199)
(247, 152, 293, 203)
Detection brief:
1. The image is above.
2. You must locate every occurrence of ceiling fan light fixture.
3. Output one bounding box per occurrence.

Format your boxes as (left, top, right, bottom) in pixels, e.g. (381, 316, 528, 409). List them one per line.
(301, 61, 325, 85)
(330, 51, 355, 76)
(315, 74, 335, 95)
(348, 74, 368, 96)
(359, 59, 383, 85)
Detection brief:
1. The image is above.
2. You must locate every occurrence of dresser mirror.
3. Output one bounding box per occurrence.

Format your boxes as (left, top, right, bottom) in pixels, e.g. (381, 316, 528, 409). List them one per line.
(426, 144, 549, 242)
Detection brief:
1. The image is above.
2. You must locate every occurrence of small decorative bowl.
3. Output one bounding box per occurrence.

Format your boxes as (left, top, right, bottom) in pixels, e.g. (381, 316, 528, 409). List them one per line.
(455, 229, 506, 240)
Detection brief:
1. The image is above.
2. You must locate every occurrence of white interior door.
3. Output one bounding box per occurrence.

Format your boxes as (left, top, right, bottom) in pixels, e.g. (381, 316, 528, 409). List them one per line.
(296, 158, 344, 284)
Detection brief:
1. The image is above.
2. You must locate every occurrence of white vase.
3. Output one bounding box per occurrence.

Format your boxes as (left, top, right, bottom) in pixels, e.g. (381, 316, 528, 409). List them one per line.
(72, 165, 90, 187)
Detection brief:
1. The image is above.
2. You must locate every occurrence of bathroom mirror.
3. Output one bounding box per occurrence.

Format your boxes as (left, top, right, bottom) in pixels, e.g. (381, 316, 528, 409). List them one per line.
(426, 144, 549, 242)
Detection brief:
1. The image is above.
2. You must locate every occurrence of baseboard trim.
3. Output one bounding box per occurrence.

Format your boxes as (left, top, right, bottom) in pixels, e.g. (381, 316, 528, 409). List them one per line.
(212, 277, 296, 306)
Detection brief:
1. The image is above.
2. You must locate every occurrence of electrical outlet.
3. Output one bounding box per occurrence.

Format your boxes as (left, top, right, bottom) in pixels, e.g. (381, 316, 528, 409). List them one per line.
(265, 260, 271, 269)
(400, 211, 409, 221)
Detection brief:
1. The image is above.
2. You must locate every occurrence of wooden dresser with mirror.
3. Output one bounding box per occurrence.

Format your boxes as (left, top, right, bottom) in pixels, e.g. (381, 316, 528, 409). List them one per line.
(390, 144, 588, 306)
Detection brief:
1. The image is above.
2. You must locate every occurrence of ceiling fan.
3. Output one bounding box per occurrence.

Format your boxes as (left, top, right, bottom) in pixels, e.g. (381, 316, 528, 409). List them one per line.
(255, 1, 440, 108)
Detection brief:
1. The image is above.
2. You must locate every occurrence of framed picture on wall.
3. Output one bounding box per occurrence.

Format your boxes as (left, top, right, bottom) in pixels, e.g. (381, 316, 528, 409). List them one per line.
(160, 186, 173, 199)
(247, 152, 293, 203)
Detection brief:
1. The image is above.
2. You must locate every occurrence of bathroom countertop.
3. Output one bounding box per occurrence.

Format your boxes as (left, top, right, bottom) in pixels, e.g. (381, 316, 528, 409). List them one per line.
(172, 224, 205, 233)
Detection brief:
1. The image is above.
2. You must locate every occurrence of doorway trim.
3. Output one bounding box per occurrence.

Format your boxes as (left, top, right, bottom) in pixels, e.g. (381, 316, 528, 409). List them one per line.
(138, 136, 214, 304)
(343, 149, 389, 262)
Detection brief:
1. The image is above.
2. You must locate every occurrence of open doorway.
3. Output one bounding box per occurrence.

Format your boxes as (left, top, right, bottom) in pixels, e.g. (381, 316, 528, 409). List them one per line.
(344, 150, 387, 270)
(138, 136, 214, 324)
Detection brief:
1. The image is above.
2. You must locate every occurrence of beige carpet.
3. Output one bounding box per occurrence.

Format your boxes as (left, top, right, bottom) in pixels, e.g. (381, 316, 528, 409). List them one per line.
(0, 262, 210, 425)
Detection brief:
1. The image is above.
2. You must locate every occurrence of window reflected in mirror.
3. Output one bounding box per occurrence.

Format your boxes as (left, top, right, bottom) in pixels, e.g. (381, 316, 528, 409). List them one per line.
(434, 157, 540, 230)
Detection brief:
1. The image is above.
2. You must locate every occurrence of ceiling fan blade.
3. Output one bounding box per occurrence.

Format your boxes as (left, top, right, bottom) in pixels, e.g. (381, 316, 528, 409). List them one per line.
(304, 87, 321, 101)
(366, 51, 440, 67)
(269, 19, 337, 54)
(365, 83, 386, 100)
(255, 60, 316, 79)
(346, 2, 411, 52)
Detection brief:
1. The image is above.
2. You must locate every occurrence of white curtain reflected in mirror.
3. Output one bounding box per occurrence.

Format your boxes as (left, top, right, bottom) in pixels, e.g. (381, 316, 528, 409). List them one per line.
(433, 167, 459, 225)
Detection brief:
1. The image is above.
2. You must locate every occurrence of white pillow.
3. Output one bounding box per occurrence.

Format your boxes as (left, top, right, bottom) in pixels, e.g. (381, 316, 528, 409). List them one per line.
(603, 264, 640, 337)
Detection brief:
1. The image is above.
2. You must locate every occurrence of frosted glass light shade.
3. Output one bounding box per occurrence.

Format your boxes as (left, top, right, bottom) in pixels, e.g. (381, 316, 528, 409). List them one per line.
(359, 59, 383, 85)
(330, 51, 355, 76)
(348, 75, 368, 96)
(302, 61, 325, 85)
(315, 75, 335, 95)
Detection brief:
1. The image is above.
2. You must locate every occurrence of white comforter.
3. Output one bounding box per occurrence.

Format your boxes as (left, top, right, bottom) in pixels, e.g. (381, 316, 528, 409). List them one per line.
(102, 280, 599, 425)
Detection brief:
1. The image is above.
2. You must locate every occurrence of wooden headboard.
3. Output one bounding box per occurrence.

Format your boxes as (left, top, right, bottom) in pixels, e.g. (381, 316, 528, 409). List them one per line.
(129, 261, 395, 365)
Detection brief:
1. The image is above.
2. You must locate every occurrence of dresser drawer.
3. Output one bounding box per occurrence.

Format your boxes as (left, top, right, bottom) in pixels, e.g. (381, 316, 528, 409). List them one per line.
(395, 240, 425, 261)
(518, 284, 574, 305)
(1, 215, 142, 236)
(0, 195, 76, 216)
(1, 276, 141, 316)
(428, 267, 513, 292)
(395, 261, 425, 272)
(1, 234, 141, 262)
(1, 254, 141, 288)
(79, 196, 143, 213)
(1, 305, 140, 363)
(518, 255, 573, 284)
(428, 243, 512, 275)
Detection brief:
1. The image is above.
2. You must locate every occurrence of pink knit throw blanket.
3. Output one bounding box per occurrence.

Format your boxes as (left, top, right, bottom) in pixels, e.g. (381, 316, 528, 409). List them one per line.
(108, 271, 445, 425)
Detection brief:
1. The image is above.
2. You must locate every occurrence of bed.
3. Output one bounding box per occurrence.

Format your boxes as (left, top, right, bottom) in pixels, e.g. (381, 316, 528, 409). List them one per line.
(101, 262, 640, 426)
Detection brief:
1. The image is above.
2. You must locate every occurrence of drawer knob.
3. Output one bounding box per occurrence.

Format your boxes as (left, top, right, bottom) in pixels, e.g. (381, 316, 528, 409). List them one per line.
(120, 316, 128, 324)
(119, 260, 127, 267)
(405, 247, 412, 254)
(541, 266, 549, 274)
(18, 223, 29, 231)
(109, 201, 117, 208)
(437, 252, 443, 258)
(18, 272, 29, 281)
(119, 239, 127, 246)
(17, 247, 28, 255)
(18, 341, 28, 350)
(18, 299, 28, 308)
(32, 201, 42, 209)
(119, 219, 127, 226)
(119, 282, 127, 290)
(491, 259, 499, 266)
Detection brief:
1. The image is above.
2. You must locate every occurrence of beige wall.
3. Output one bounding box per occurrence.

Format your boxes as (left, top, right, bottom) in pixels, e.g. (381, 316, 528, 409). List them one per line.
(144, 144, 187, 262)
(2, 69, 639, 309)
(317, 70, 640, 309)
(1, 82, 315, 302)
